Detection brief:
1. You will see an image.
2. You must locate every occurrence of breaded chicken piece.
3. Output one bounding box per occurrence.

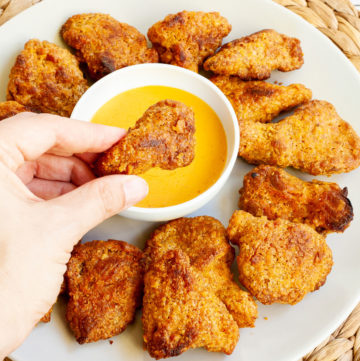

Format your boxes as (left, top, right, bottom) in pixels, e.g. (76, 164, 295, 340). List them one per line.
(204, 29, 303, 80)
(239, 165, 353, 234)
(148, 11, 231, 72)
(0, 101, 33, 121)
(61, 13, 158, 80)
(143, 250, 239, 359)
(7, 40, 88, 117)
(240, 100, 360, 175)
(144, 217, 257, 329)
(95, 99, 195, 176)
(65, 240, 143, 344)
(227, 211, 333, 305)
(211, 76, 312, 123)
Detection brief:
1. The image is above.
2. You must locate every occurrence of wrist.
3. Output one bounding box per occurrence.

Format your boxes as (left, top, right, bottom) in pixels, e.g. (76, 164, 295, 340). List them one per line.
(0, 275, 35, 359)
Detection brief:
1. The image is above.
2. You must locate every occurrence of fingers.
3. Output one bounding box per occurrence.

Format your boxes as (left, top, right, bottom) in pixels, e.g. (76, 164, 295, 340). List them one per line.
(27, 179, 76, 200)
(0, 113, 126, 171)
(16, 154, 95, 186)
(45, 175, 148, 250)
(75, 152, 100, 165)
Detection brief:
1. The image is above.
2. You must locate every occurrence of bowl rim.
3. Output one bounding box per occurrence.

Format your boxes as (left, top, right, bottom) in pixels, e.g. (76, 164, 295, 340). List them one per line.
(72, 63, 239, 216)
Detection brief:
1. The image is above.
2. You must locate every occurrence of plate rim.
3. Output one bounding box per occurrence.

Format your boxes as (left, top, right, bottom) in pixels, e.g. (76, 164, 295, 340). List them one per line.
(1, 0, 360, 360)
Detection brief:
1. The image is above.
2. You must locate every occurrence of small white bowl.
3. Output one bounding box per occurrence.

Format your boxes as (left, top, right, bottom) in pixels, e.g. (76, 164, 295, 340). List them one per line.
(72, 63, 239, 222)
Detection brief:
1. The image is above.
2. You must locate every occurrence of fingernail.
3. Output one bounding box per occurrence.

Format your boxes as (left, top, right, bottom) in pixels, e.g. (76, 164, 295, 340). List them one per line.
(123, 176, 149, 206)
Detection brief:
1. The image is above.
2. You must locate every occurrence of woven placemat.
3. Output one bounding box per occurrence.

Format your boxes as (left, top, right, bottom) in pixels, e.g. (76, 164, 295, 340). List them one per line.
(274, 0, 360, 72)
(1, 1, 360, 360)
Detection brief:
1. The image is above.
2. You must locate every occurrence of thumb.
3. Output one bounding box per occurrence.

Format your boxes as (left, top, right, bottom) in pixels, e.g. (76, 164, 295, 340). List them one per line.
(45, 175, 148, 249)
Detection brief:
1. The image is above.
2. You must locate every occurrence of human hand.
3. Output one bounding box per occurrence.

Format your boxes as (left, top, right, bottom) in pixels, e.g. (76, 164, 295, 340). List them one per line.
(0, 113, 148, 359)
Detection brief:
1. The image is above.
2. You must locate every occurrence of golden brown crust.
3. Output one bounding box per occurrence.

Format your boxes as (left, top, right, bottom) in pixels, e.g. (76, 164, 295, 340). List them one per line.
(145, 217, 257, 328)
(239, 165, 353, 234)
(65, 240, 143, 344)
(204, 29, 304, 79)
(142, 216, 258, 358)
(0, 101, 34, 121)
(143, 250, 239, 359)
(239, 100, 360, 175)
(40, 308, 52, 323)
(144, 216, 257, 329)
(211, 76, 312, 123)
(227, 210, 333, 305)
(61, 13, 158, 80)
(94, 99, 196, 176)
(148, 11, 231, 72)
(7, 39, 88, 117)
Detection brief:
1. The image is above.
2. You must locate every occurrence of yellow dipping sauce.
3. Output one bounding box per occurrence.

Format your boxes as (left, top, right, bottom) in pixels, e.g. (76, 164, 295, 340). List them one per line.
(92, 85, 227, 208)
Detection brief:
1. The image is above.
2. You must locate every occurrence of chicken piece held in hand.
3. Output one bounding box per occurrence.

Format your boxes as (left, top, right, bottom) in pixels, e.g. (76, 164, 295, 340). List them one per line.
(95, 99, 196, 176)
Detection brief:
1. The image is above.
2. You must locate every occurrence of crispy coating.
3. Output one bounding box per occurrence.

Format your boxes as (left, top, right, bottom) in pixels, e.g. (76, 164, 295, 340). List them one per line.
(148, 11, 231, 72)
(239, 100, 360, 175)
(40, 308, 52, 323)
(211, 75, 312, 123)
(61, 13, 158, 80)
(204, 29, 303, 80)
(7, 40, 88, 117)
(144, 216, 257, 328)
(143, 216, 258, 358)
(65, 240, 143, 344)
(227, 211, 333, 305)
(239, 165, 353, 234)
(94, 99, 196, 176)
(0, 101, 33, 121)
(143, 250, 239, 359)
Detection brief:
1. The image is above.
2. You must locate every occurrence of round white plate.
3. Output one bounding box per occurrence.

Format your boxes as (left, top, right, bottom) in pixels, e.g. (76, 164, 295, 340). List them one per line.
(1, 0, 360, 360)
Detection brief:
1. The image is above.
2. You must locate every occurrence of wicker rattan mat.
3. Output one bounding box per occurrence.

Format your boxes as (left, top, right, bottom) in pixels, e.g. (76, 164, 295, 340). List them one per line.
(1, 0, 360, 360)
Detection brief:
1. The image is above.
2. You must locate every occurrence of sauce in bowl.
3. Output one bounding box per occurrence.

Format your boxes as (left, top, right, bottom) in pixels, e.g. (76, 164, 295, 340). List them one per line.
(92, 85, 227, 208)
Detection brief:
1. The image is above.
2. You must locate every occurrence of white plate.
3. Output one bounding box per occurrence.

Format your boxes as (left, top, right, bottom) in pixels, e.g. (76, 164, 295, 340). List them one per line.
(1, 0, 360, 360)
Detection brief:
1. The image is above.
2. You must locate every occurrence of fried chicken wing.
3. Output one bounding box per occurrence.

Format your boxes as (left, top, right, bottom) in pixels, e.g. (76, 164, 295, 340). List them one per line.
(227, 210, 333, 305)
(65, 240, 143, 344)
(211, 76, 312, 123)
(143, 250, 239, 359)
(94, 99, 196, 176)
(240, 100, 360, 175)
(147, 11, 231, 72)
(61, 13, 158, 80)
(0, 101, 33, 121)
(204, 29, 303, 80)
(239, 165, 353, 234)
(7, 40, 88, 117)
